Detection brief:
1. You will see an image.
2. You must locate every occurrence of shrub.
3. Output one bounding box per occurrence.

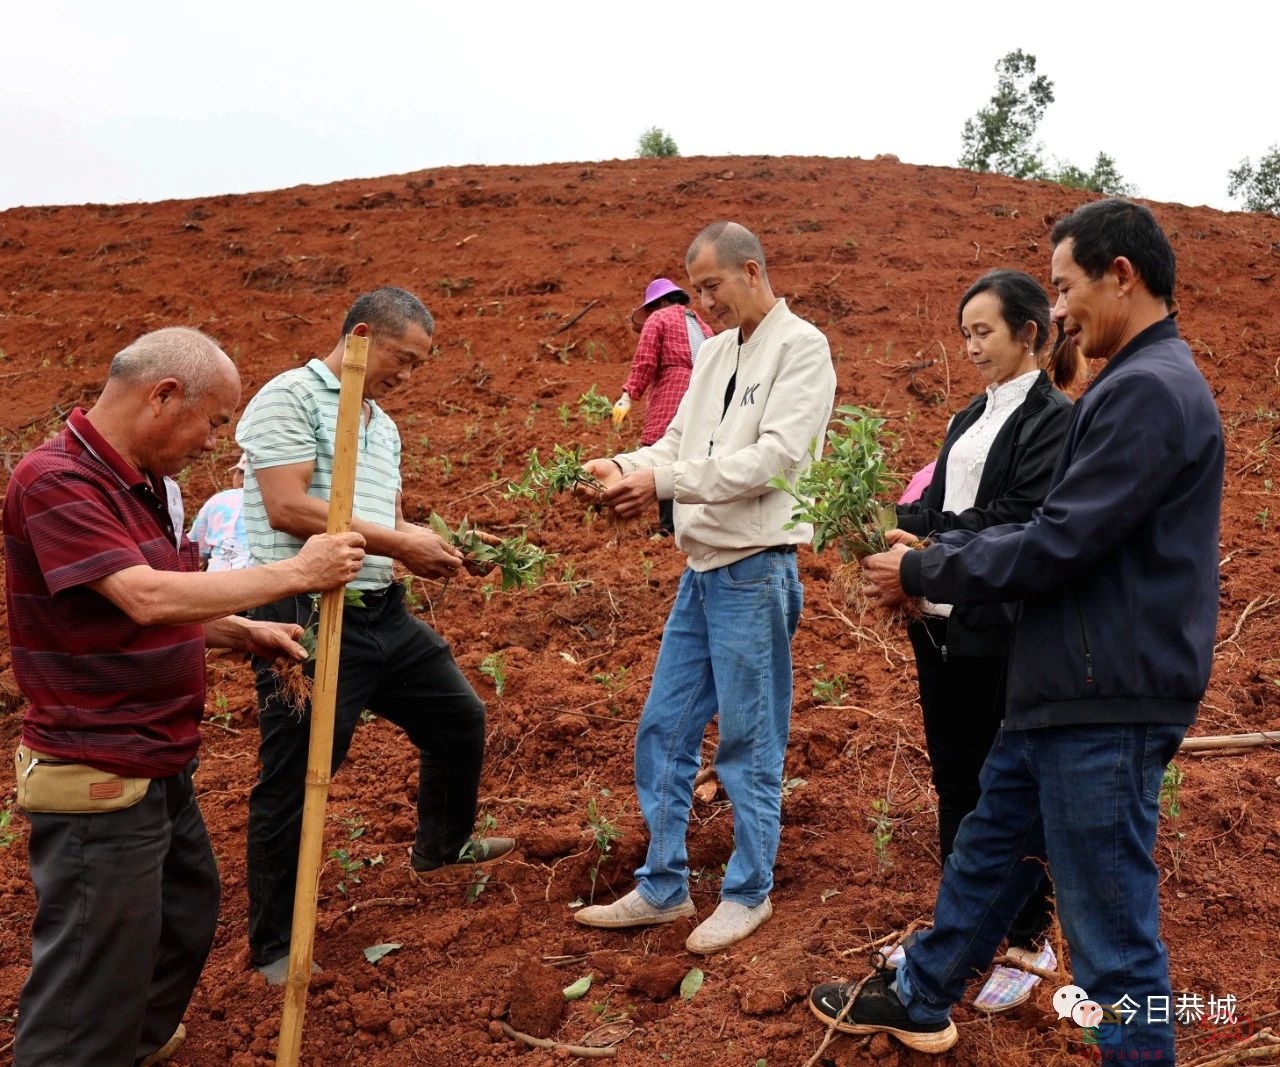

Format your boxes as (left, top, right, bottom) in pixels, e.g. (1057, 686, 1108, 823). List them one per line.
(637, 126, 679, 159)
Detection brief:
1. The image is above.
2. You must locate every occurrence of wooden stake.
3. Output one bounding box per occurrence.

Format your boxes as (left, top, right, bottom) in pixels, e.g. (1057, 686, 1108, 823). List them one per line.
(276, 333, 368, 1067)
(1180, 730, 1280, 753)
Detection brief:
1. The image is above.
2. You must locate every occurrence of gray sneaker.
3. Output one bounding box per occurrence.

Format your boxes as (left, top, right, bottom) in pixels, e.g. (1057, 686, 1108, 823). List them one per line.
(685, 897, 773, 953)
(574, 888, 696, 929)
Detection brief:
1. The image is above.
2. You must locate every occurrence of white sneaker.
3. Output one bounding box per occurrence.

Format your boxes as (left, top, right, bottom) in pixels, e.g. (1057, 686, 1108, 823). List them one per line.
(685, 898, 773, 954)
(574, 888, 696, 929)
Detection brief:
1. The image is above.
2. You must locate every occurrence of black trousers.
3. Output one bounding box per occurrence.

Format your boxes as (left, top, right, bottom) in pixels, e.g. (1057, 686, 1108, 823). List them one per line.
(17, 763, 219, 1067)
(657, 499, 675, 536)
(908, 616, 1053, 949)
(246, 584, 486, 966)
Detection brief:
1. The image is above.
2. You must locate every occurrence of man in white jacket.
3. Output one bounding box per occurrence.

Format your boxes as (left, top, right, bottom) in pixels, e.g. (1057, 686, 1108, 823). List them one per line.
(574, 221, 836, 953)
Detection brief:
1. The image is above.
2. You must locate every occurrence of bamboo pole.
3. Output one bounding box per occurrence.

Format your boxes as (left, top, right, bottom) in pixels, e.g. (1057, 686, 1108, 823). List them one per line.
(1179, 730, 1280, 753)
(276, 333, 368, 1067)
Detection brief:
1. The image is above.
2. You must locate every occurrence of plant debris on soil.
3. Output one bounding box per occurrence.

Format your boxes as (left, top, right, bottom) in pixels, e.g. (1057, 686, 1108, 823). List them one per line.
(1, 155, 1278, 1066)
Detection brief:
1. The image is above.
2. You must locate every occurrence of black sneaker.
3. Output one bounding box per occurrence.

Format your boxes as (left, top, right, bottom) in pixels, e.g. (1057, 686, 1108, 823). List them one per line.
(410, 836, 515, 872)
(809, 970, 958, 1054)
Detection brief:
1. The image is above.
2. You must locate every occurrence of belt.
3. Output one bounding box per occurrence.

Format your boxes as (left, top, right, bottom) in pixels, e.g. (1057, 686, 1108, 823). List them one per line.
(351, 585, 395, 606)
(762, 544, 798, 555)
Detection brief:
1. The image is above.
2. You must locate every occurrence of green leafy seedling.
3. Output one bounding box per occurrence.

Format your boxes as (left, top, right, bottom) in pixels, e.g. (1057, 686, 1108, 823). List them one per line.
(506, 444, 606, 504)
(771, 405, 901, 560)
(428, 512, 554, 592)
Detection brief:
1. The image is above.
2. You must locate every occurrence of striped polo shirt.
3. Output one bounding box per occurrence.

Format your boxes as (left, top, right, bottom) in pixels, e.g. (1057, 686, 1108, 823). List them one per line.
(2, 408, 206, 778)
(237, 358, 401, 591)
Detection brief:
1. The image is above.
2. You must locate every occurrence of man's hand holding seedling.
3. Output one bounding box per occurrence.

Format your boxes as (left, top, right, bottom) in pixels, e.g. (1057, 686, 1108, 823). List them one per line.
(395, 524, 465, 580)
(580, 458, 624, 498)
(601, 468, 657, 519)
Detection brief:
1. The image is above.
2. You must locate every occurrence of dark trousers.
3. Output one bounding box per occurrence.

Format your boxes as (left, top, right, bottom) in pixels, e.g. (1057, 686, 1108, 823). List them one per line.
(246, 585, 486, 966)
(657, 499, 674, 536)
(908, 616, 1052, 948)
(16, 763, 219, 1067)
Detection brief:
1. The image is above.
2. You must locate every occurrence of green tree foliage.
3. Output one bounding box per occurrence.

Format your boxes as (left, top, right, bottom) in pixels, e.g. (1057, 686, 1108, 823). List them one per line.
(1053, 152, 1135, 197)
(959, 50, 1054, 179)
(637, 126, 679, 158)
(1227, 144, 1280, 215)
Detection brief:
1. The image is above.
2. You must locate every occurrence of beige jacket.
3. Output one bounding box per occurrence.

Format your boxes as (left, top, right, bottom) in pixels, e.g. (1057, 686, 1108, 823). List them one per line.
(616, 299, 836, 571)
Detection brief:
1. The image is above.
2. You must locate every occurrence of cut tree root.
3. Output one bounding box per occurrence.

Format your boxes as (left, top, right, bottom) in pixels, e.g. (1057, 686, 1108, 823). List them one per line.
(271, 659, 313, 714)
(498, 1020, 617, 1058)
(1181, 1027, 1279, 1067)
(801, 970, 874, 1067)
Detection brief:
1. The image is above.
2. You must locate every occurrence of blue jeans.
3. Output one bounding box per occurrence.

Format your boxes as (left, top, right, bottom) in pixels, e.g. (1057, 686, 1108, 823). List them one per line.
(895, 722, 1186, 1062)
(633, 549, 803, 908)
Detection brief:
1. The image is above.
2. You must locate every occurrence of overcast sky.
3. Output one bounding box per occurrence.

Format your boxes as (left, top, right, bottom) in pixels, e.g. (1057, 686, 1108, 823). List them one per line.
(1, 2, 1273, 214)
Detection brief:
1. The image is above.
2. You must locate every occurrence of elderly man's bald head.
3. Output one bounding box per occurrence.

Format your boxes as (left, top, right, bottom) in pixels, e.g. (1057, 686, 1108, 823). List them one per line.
(108, 327, 235, 399)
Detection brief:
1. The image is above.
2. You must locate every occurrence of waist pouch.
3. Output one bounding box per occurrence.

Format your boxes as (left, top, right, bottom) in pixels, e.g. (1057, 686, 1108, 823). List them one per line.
(15, 744, 150, 814)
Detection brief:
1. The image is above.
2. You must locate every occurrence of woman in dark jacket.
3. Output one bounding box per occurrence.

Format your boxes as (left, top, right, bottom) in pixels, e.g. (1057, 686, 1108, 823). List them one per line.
(892, 269, 1085, 1011)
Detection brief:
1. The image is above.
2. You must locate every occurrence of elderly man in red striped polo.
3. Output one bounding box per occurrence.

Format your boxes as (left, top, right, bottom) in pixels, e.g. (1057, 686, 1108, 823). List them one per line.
(3, 326, 365, 1066)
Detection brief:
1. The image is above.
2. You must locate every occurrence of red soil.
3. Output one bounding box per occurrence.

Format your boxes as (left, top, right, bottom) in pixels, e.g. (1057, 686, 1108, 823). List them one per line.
(1, 156, 1278, 1067)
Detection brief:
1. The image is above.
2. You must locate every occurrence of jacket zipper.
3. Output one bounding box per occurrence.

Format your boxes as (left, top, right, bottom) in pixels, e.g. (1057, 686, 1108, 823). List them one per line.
(709, 341, 743, 458)
(1073, 597, 1095, 684)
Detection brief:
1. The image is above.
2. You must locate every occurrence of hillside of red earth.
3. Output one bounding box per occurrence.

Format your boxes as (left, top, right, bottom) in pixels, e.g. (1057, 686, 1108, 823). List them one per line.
(1, 156, 1278, 1066)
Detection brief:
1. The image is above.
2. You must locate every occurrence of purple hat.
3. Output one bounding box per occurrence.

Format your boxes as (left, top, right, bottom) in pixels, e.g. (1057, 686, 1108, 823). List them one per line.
(630, 277, 690, 326)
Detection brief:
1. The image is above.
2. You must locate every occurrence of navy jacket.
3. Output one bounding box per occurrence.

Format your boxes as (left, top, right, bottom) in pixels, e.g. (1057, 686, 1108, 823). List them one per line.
(897, 370, 1072, 657)
(901, 318, 1224, 729)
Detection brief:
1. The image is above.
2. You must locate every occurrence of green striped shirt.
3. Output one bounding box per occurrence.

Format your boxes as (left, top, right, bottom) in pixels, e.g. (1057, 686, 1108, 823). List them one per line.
(237, 358, 401, 590)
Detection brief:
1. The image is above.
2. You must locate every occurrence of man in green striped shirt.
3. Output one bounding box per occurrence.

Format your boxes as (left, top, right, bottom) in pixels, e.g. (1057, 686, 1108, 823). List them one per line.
(237, 286, 515, 985)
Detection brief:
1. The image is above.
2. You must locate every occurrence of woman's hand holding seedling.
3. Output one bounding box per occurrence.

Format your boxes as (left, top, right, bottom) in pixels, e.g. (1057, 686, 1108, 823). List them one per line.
(885, 527, 922, 548)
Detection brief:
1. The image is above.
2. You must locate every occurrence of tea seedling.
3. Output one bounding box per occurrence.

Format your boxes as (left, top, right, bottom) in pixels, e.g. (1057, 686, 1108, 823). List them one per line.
(208, 690, 233, 727)
(480, 652, 507, 697)
(868, 797, 895, 870)
(0, 799, 20, 848)
(329, 848, 365, 895)
(586, 794, 624, 902)
(772, 405, 901, 560)
(1160, 762, 1185, 820)
(810, 665, 848, 703)
(592, 665, 629, 714)
(507, 444, 607, 503)
(577, 385, 613, 425)
(428, 513, 555, 591)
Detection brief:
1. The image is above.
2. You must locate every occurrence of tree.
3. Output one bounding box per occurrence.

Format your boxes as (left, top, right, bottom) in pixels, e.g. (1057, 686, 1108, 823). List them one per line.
(1053, 152, 1135, 197)
(636, 126, 679, 159)
(1227, 145, 1280, 215)
(959, 50, 1054, 179)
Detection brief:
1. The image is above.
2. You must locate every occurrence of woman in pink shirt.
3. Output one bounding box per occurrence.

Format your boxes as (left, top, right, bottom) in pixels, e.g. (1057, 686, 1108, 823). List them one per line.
(612, 278, 714, 535)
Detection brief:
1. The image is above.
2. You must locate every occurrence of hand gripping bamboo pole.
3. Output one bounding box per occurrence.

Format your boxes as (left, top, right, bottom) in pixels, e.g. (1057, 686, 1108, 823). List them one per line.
(276, 332, 368, 1066)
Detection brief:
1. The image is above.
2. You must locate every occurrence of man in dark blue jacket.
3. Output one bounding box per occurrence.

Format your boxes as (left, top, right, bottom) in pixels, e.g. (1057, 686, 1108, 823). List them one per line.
(808, 199, 1223, 1062)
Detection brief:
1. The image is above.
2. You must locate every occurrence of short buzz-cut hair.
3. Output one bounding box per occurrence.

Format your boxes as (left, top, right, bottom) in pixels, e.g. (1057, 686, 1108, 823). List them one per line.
(686, 221, 767, 275)
(1050, 199, 1176, 303)
(340, 286, 435, 342)
(107, 326, 230, 399)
